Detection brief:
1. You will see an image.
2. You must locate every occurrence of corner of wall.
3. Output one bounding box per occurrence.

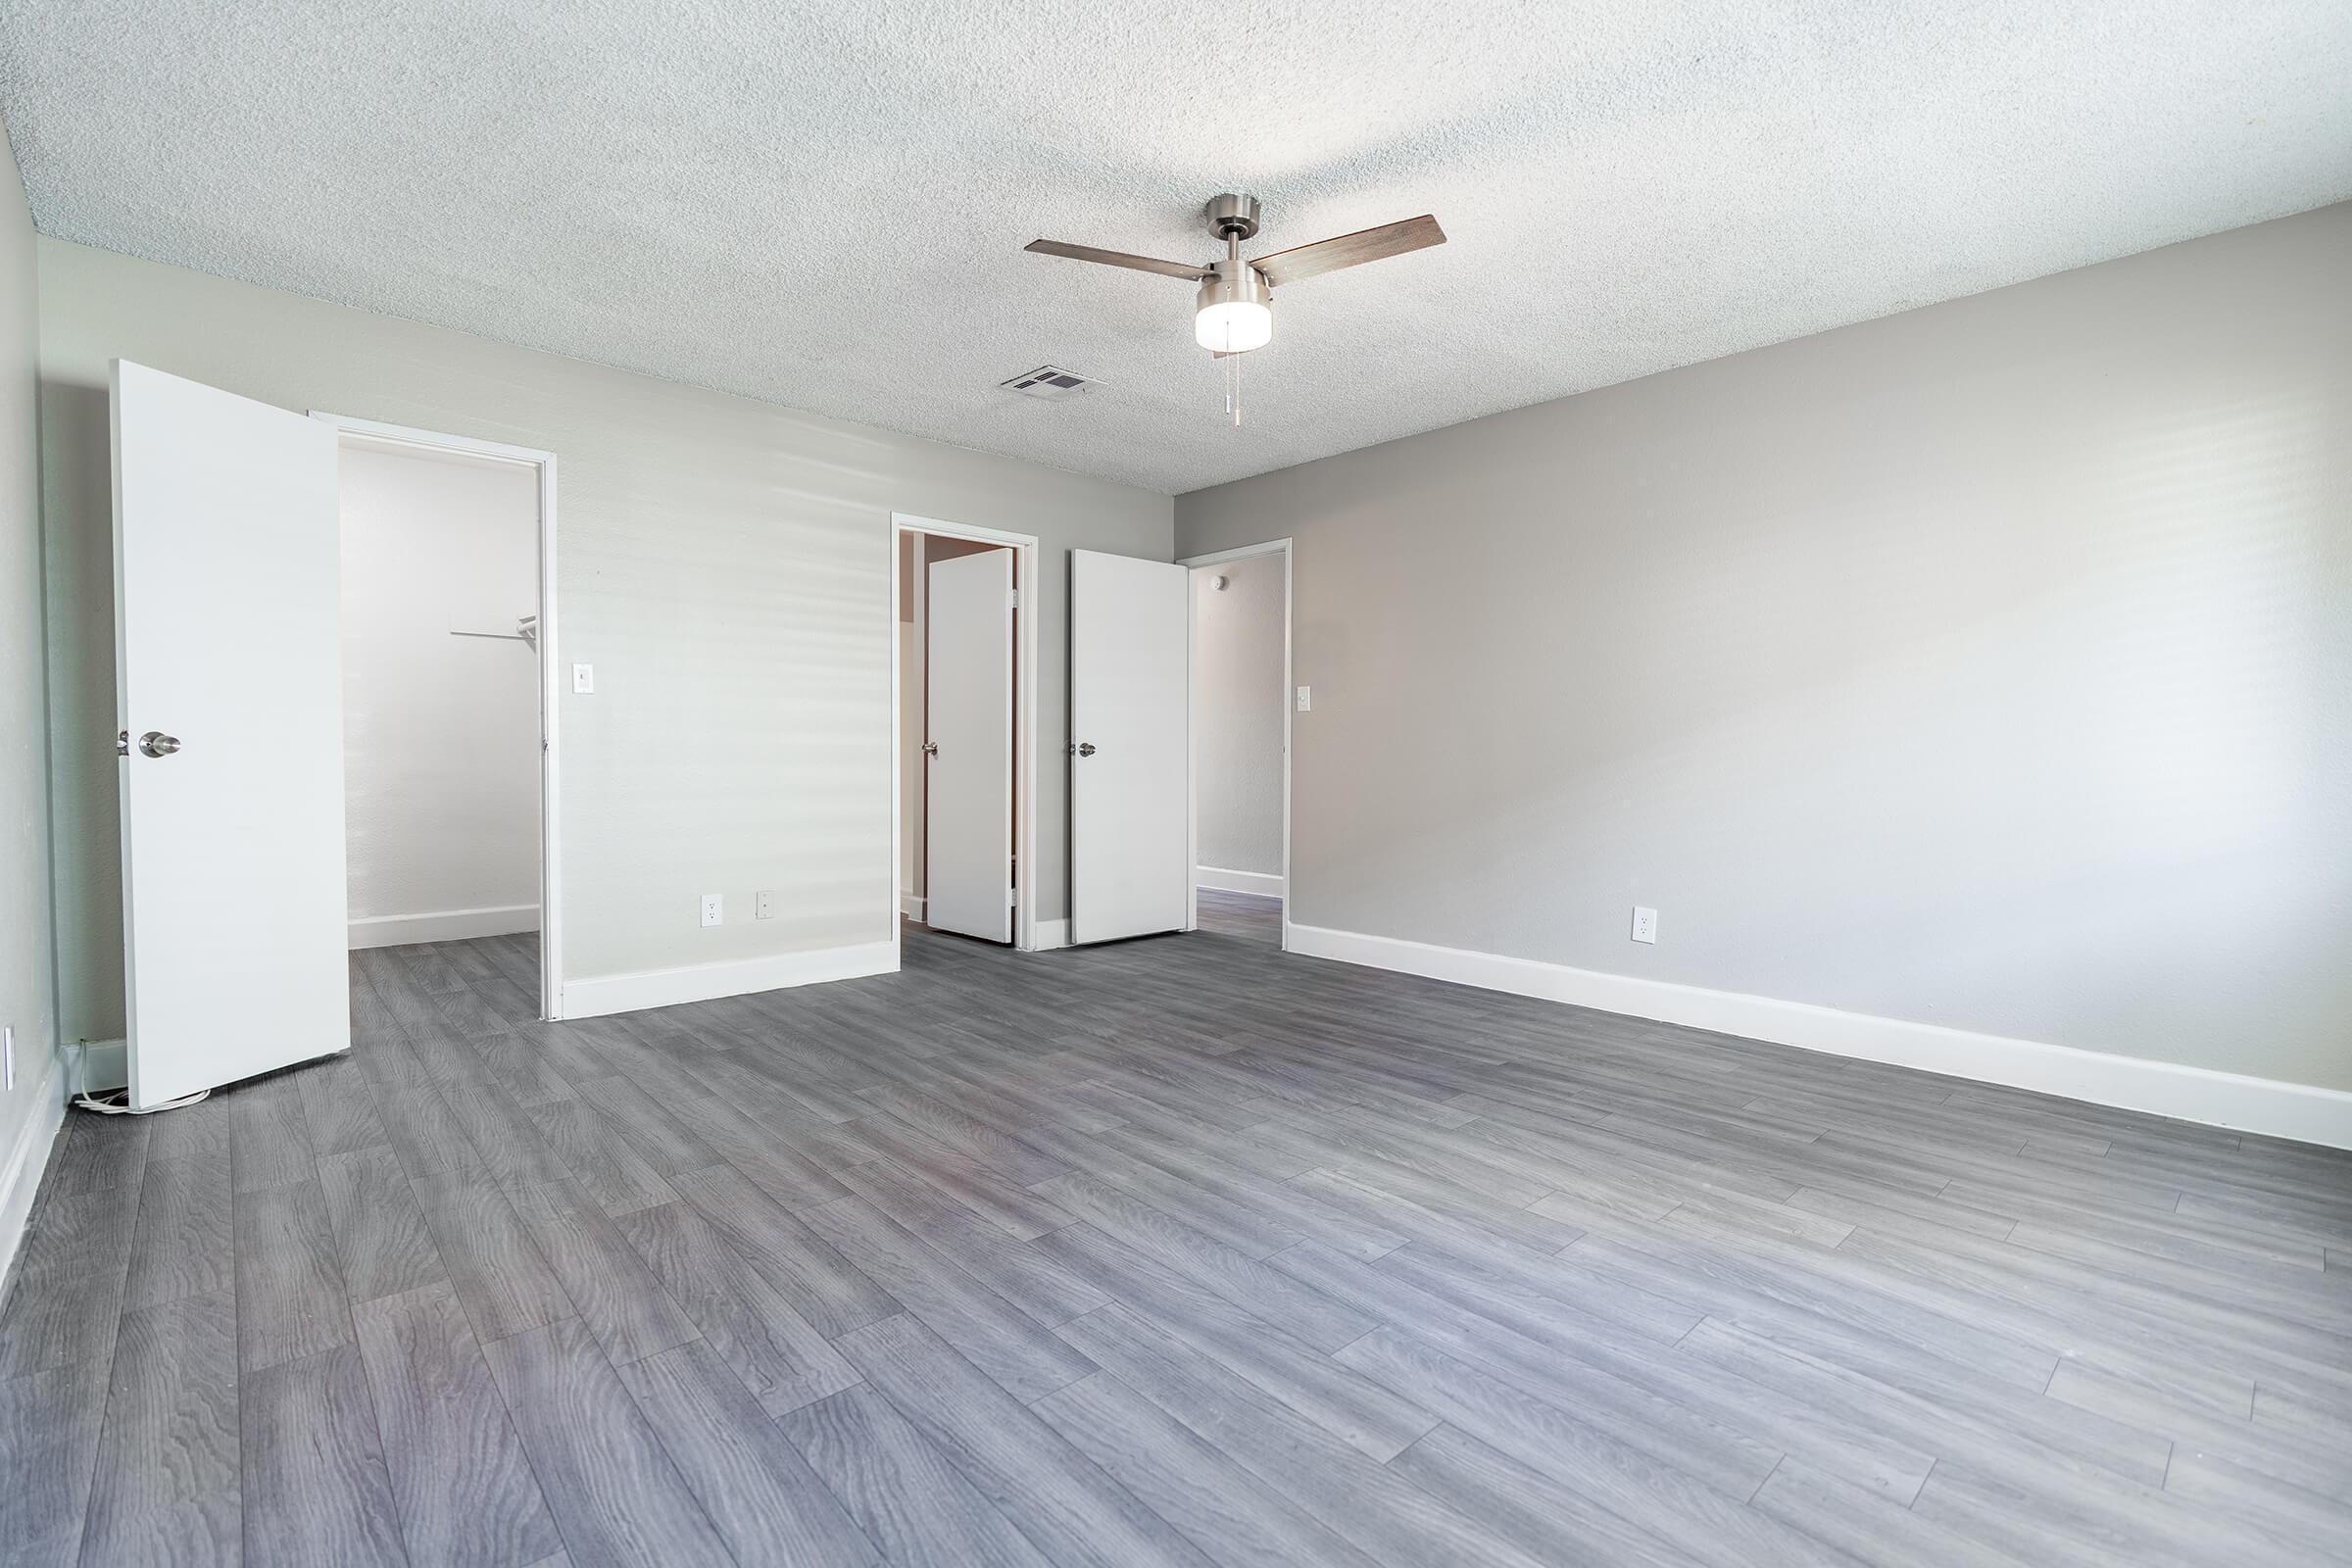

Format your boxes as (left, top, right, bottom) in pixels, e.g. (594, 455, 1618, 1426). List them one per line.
(0, 112, 67, 1300)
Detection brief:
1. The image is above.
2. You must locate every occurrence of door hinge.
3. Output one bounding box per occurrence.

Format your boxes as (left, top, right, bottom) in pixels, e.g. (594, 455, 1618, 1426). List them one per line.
(1007, 885, 1018, 907)
(1007, 588, 1020, 611)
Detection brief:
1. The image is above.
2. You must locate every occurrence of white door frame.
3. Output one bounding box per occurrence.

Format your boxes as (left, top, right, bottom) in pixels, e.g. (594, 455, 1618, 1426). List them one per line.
(1178, 538, 1294, 950)
(309, 412, 564, 1020)
(890, 512, 1040, 956)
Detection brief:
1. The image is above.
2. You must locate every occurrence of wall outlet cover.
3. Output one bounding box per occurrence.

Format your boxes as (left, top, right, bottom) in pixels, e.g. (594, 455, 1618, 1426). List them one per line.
(700, 892, 723, 927)
(755, 890, 776, 920)
(1631, 906, 1658, 944)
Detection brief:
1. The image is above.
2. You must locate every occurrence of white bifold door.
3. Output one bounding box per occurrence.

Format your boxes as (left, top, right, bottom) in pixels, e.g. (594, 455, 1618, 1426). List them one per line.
(114, 361, 350, 1107)
(1069, 549, 1190, 944)
(924, 547, 1015, 942)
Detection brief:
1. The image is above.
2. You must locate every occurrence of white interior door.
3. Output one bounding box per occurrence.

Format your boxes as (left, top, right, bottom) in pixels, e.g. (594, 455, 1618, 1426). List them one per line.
(924, 547, 1014, 942)
(114, 361, 349, 1107)
(1069, 549, 1189, 944)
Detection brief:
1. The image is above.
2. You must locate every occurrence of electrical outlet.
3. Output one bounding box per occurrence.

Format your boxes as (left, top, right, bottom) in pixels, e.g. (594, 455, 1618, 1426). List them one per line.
(572, 662, 595, 695)
(701, 893, 723, 927)
(1296, 685, 1312, 711)
(1631, 906, 1658, 945)
(756, 890, 776, 920)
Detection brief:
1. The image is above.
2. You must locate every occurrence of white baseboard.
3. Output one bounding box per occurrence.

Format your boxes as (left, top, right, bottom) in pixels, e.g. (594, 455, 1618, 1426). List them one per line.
(560, 939, 898, 1020)
(0, 1044, 68, 1300)
(901, 892, 925, 920)
(1029, 919, 1069, 952)
(1285, 922, 2352, 1151)
(350, 904, 539, 950)
(1197, 866, 1286, 899)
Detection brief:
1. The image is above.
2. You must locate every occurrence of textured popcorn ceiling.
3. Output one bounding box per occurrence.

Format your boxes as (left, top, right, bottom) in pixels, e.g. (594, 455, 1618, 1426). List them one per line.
(2, 2, 2346, 494)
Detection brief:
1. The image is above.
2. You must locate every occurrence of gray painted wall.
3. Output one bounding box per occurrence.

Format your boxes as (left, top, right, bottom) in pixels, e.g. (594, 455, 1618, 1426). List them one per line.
(1178, 203, 2352, 1093)
(1192, 558, 1285, 878)
(39, 239, 1171, 1044)
(0, 122, 55, 1243)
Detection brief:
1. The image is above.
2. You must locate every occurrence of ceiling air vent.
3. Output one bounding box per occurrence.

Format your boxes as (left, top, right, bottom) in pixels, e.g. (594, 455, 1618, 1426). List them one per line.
(1001, 365, 1102, 400)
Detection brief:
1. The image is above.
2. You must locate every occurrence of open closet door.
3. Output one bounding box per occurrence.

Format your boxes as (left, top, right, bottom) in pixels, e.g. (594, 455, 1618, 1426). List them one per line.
(114, 361, 349, 1107)
(924, 547, 1015, 942)
(1069, 549, 1189, 944)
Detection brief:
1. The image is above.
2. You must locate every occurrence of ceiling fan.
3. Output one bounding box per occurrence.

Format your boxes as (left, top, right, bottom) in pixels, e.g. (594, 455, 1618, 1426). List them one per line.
(1025, 193, 1445, 421)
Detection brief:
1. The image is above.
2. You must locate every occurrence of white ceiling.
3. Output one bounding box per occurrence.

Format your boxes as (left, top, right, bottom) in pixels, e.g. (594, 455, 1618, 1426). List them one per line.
(3, 2, 2346, 495)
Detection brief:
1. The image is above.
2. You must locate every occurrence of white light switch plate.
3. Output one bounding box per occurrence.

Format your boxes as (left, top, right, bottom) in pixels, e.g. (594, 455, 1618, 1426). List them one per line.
(1296, 685, 1312, 711)
(1631, 906, 1658, 944)
(572, 662, 595, 694)
(701, 892, 723, 927)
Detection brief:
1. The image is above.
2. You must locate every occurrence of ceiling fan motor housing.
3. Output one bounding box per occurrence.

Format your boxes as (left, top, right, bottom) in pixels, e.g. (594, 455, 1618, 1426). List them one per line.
(1198, 259, 1271, 312)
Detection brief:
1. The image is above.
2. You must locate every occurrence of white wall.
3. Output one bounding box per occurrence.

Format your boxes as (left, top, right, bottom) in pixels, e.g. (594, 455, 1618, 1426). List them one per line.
(1192, 558, 1285, 883)
(0, 117, 58, 1282)
(38, 238, 1172, 1036)
(340, 437, 541, 947)
(1178, 203, 2352, 1098)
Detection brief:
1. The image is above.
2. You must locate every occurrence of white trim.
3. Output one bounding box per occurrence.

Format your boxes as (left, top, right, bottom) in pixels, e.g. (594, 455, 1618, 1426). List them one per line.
(312, 412, 564, 1019)
(349, 905, 540, 950)
(1031, 919, 1070, 952)
(1178, 538, 1293, 953)
(1285, 923, 2352, 1151)
(0, 1045, 67, 1298)
(311, 416, 559, 469)
(891, 513, 1041, 955)
(561, 940, 899, 1020)
(901, 892, 926, 920)
(1196, 866, 1285, 899)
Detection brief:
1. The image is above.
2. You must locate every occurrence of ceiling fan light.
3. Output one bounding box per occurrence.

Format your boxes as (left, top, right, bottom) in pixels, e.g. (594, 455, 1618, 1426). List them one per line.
(1196, 260, 1273, 354)
(1196, 299, 1273, 353)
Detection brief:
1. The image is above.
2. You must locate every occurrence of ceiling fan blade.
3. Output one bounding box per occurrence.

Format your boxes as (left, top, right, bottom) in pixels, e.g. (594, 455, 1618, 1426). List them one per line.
(1025, 239, 1207, 280)
(1251, 215, 1445, 288)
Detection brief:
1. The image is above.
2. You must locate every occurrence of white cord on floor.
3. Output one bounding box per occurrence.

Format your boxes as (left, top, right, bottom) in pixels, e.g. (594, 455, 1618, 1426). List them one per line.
(72, 1086, 210, 1115)
(68, 1039, 210, 1114)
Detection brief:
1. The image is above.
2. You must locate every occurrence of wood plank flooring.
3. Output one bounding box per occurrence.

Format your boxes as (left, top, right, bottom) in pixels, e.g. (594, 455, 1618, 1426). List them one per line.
(1192, 887, 1282, 945)
(3, 921, 2349, 1566)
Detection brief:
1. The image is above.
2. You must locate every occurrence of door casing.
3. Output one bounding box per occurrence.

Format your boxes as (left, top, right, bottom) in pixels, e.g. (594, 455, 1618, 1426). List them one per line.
(310, 412, 564, 1019)
(890, 513, 1040, 956)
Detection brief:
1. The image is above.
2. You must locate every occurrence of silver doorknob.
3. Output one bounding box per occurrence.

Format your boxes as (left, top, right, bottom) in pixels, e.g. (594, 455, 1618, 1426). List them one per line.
(922, 741, 938, 758)
(138, 731, 181, 758)
(1076, 742, 1096, 757)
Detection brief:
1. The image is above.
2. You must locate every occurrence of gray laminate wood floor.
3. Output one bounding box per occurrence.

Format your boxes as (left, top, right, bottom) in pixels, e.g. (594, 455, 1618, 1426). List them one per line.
(1193, 887, 1282, 945)
(4, 924, 2349, 1566)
